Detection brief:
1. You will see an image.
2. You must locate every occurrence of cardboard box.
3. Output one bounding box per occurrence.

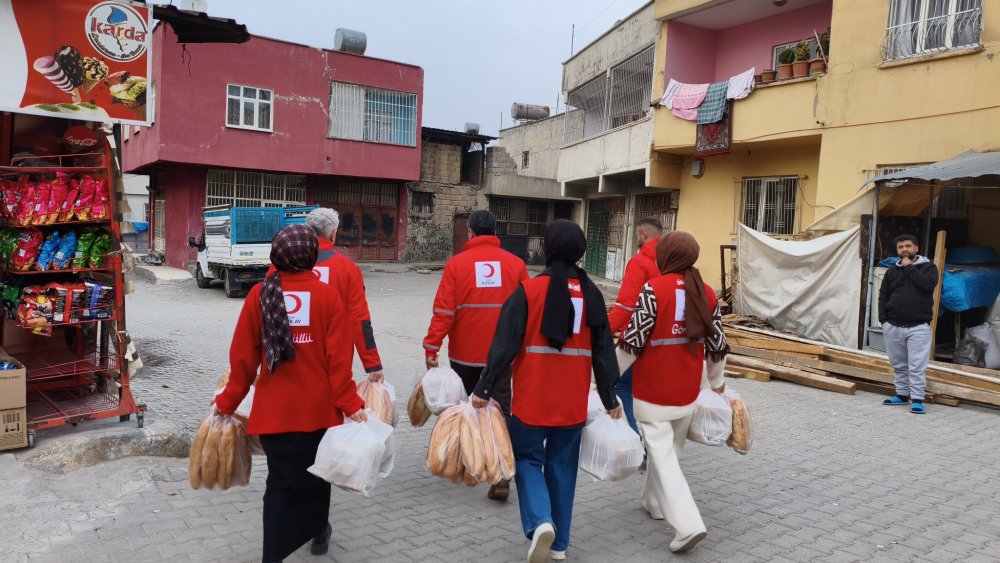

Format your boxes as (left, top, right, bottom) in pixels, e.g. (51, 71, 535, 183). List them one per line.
(0, 355, 26, 411)
(0, 407, 27, 451)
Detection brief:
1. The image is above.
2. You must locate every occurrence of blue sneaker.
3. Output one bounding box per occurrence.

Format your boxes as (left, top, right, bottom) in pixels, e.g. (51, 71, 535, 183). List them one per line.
(911, 403, 926, 414)
(883, 396, 909, 406)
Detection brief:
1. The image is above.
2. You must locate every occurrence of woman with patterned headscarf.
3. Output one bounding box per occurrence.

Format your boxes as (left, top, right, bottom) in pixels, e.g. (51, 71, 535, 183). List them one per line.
(215, 224, 366, 562)
(616, 231, 729, 554)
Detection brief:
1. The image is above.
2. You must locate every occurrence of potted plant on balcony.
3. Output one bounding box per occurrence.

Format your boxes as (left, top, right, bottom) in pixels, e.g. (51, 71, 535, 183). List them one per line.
(761, 68, 776, 83)
(777, 48, 795, 80)
(792, 41, 810, 78)
(811, 27, 830, 75)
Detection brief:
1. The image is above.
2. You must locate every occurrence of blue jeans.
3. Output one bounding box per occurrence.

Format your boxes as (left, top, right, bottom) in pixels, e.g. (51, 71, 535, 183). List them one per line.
(616, 366, 638, 433)
(508, 416, 582, 552)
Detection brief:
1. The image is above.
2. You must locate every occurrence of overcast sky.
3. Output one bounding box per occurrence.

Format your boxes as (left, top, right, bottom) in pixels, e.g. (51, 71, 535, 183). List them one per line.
(160, 0, 649, 136)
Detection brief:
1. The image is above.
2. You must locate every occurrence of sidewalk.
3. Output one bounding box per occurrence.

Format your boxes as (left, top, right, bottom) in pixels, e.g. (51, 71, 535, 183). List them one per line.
(131, 264, 193, 285)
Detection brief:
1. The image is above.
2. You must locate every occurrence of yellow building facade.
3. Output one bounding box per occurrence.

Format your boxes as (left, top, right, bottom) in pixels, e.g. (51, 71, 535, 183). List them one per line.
(650, 0, 1000, 287)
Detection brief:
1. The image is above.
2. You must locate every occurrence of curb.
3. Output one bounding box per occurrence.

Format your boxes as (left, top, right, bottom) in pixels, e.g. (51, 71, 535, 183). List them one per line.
(131, 265, 193, 285)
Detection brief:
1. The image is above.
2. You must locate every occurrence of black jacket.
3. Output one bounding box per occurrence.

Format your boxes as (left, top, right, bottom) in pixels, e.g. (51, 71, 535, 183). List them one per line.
(878, 256, 938, 327)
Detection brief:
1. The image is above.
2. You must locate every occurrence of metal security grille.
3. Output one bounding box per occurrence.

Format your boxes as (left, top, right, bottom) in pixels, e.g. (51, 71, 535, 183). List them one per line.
(884, 0, 982, 60)
(314, 178, 400, 260)
(634, 192, 679, 234)
(315, 178, 399, 207)
(153, 198, 165, 252)
(564, 44, 654, 144)
(411, 191, 433, 214)
(584, 198, 626, 277)
(491, 197, 549, 237)
(328, 81, 417, 146)
(205, 169, 306, 207)
(741, 177, 798, 235)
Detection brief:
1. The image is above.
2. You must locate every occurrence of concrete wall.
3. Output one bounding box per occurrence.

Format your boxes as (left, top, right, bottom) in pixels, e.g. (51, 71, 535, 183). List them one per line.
(484, 146, 564, 200)
(124, 26, 423, 182)
(497, 114, 564, 180)
(420, 142, 462, 185)
(559, 118, 653, 184)
(563, 2, 658, 93)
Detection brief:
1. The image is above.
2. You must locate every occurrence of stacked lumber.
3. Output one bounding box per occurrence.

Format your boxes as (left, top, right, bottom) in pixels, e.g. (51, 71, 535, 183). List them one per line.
(722, 324, 1000, 408)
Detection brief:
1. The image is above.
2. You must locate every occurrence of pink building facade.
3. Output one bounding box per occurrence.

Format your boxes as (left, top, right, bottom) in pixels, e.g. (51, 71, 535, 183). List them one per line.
(123, 26, 423, 267)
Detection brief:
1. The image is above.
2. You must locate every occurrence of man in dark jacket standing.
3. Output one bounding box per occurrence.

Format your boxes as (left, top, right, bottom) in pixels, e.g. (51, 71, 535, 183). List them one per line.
(878, 234, 938, 415)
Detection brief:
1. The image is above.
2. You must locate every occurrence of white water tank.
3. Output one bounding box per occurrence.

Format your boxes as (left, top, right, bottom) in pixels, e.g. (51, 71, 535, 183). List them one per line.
(464, 123, 481, 135)
(334, 29, 367, 55)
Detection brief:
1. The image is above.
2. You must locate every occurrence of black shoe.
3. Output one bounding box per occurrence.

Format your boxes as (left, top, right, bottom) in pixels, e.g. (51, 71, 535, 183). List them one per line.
(487, 480, 510, 501)
(310, 523, 332, 556)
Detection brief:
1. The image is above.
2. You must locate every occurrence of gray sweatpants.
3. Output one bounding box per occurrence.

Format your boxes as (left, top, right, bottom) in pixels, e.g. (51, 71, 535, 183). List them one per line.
(883, 322, 931, 401)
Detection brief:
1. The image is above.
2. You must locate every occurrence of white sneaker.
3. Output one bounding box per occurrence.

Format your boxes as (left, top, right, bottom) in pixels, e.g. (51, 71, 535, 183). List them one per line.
(669, 529, 707, 553)
(550, 549, 566, 560)
(528, 523, 555, 563)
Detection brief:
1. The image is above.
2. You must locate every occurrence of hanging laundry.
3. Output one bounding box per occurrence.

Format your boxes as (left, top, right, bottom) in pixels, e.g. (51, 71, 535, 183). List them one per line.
(726, 67, 756, 100)
(671, 82, 709, 121)
(696, 101, 733, 157)
(696, 81, 729, 125)
(661, 78, 682, 109)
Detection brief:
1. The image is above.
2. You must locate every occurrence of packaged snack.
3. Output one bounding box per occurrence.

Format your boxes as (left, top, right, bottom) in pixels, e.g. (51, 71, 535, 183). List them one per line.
(15, 181, 36, 227)
(0, 177, 22, 221)
(52, 230, 77, 269)
(66, 283, 86, 323)
(87, 231, 112, 268)
(89, 177, 110, 220)
(72, 231, 96, 268)
(45, 173, 70, 224)
(83, 280, 114, 319)
(58, 178, 80, 222)
(11, 229, 44, 271)
(0, 228, 20, 262)
(36, 231, 61, 271)
(47, 283, 69, 323)
(73, 176, 97, 220)
(17, 285, 53, 336)
(31, 180, 51, 226)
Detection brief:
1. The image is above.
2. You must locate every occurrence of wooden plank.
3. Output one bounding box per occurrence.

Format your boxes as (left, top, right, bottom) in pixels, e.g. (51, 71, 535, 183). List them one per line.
(845, 379, 960, 407)
(731, 345, 820, 363)
(929, 230, 946, 357)
(726, 365, 771, 382)
(825, 349, 1000, 394)
(727, 336, 825, 356)
(724, 369, 744, 378)
(728, 355, 856, 395)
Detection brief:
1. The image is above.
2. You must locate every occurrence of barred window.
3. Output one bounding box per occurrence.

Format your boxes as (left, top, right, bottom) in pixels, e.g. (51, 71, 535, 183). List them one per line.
(491, 196, 549, 237)
(226, 84, 273, 131)
(884, 0, 982, 60)
(564, 44, 654, 144)
(740, 177, 798, 236)
(329, 82, 417, 146)
(205, 169, 306, 207)
(411, 191, 433, 214)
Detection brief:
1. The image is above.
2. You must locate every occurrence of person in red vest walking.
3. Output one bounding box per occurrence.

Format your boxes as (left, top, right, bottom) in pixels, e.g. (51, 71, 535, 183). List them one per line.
(616, 231, 729, 554)
(267, 208, 385, 382)
(608, 217, 664, 432)
(423, 209, 528, 499)
(216, 225, 365, 562)
(472, 220, 622, 563)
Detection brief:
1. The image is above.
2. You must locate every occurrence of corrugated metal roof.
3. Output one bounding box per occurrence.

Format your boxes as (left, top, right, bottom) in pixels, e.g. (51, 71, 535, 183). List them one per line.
(861, 150, 1000, 188)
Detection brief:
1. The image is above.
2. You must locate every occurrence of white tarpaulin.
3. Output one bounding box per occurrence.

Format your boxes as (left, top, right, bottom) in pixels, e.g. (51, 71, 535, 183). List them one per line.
(736, 224, 862, 347)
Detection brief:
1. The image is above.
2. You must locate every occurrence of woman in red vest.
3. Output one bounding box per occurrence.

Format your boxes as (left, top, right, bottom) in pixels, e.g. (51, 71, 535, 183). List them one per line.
(215, 225, 366, 563)
(616, 231, 729, 554)
(473, 220, 622, 563)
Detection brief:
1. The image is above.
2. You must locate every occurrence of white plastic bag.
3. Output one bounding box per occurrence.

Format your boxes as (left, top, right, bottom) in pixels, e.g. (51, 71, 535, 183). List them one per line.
(422, 367, 466, 415)
(687, 389, 733, 446)
(967, 323, 1000, 370)
(308, 414, 394, 497)
(579, 413, 644, 482)
(586, 388, 623, 423)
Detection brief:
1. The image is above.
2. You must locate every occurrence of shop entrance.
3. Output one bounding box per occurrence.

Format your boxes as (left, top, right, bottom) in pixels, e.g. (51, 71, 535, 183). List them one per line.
(315, 179, 400, 260)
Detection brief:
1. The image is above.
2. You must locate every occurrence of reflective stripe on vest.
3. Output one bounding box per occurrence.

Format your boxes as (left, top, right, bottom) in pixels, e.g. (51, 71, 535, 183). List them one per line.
(433, 308, 455, 316)
(524, 345, 592, 357)
(649, 337, 705, 347)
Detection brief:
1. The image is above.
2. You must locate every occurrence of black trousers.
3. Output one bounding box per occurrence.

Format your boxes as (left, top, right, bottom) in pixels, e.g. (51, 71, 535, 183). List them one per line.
(259, 430, 330, 562)
(450, 361, 512, 415)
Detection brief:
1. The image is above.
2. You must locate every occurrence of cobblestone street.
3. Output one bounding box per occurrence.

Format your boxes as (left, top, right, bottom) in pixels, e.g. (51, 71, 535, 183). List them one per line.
(3, 271, 1000, 563)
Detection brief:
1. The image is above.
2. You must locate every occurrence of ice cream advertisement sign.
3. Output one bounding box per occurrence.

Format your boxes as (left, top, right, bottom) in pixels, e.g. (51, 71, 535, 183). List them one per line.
(0, 0, 152, 125)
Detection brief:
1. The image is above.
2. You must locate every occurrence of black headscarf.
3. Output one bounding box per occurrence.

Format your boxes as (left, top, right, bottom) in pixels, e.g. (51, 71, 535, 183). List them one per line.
(539, 220, 608, 350)
(261, 225, 318, 373)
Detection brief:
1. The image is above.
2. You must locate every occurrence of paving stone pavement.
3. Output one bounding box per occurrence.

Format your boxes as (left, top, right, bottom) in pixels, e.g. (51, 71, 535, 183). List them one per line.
(2, 271, 1000, 563)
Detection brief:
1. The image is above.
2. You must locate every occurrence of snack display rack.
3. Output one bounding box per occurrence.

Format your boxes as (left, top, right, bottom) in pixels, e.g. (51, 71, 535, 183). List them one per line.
(0, 138, 143, 447)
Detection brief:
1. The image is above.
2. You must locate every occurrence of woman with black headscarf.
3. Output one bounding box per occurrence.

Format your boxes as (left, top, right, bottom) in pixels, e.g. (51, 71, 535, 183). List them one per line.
(215, 225, 366, 562)
(473, 220, 622, 563)
(616, 231, 729, 554)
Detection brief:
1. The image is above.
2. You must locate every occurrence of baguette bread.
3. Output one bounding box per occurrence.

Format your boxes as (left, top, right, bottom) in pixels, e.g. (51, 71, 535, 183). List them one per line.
(426, 407, 461, 475)
(478, 408, 500, 484)
(442, 419, 464, 481)
(201, 419, 222, 489)
(407, 379, 431, 427)
(726, 395, 753, 455)
(458, 408, 483, 481)
(490, 407, 515, 479)
(215, 370, 230, 391)
(188, 418, 211, 489)
(218, 420, 237, 490)
(234, 422, 252, 486)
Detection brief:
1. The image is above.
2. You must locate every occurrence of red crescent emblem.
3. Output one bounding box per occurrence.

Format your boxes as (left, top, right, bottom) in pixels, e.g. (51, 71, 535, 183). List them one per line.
(312, 268, 322, 279)
(483, 263, 496, 278)
(285, 294, 303, 314)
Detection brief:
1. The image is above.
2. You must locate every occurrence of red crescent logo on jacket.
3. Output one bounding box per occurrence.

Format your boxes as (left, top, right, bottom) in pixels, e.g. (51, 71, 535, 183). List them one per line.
(284, 292, 311, 327)
(475, 261, 501, 288)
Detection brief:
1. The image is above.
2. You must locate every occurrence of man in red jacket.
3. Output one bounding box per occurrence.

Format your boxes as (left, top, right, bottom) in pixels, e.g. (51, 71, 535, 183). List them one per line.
(268, 208, 385, 381)
(423, 209, 528, 499)
(608, 217, 663, 432)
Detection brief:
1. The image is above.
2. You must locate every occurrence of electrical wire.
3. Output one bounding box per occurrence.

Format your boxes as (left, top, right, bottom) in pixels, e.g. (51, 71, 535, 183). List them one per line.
(576, 0, 628, 33)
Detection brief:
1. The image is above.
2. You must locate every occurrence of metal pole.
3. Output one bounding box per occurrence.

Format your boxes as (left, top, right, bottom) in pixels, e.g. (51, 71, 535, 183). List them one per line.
(862, 184, 881, 349)
(923, 184, 934, 251)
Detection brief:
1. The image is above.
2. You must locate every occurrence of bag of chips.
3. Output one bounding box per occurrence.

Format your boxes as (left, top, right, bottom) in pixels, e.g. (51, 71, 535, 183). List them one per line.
(73, 231, 96, 268)
(0, 228, 19, 263)
(89, 177, 110, 220)
(15, 181, 36, 227)
(66, 283, 86, 323)
(11, 229, 43, 271)
(45, 173, 70, 225)
(73, 176, 97, 220)
(88, 231, 112, 268)
(17, 286, 53, 336)
(48, 283, 69, 323)
(36, 231, 61, 271)
(83, 280, 114, 319)
(58, 178, 80, 222)
(0, 177, 21, 222)
(53, 230, 77, 269)
(31, 180, 50, 226)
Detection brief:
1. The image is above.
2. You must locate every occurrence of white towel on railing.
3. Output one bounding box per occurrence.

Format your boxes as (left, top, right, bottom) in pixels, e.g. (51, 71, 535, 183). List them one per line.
(726, 67, 756, 100)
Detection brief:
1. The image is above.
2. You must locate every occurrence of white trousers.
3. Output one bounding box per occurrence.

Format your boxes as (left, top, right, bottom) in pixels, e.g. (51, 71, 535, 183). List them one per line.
(634, 398, 705, 538)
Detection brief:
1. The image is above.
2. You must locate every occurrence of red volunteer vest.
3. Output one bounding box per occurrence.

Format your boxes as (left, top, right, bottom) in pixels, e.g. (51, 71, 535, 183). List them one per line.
(512, 276, 593, 427)
(632, 273, 718, 407)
